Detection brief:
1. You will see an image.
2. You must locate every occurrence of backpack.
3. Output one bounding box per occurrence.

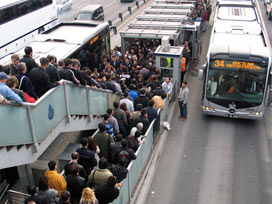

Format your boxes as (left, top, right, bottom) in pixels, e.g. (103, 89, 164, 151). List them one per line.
(117, 150, 129, 166)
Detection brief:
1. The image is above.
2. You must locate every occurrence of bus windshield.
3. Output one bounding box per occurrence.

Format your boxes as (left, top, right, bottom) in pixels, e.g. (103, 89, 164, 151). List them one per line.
(206, 59, 267, 108)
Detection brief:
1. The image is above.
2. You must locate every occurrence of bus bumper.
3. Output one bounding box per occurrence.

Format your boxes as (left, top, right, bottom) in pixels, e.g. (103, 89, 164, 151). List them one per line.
(202, 106, 264, 120)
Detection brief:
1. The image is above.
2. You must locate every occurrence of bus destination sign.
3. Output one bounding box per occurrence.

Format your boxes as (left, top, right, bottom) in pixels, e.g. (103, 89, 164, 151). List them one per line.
(212, 60, 261, 70)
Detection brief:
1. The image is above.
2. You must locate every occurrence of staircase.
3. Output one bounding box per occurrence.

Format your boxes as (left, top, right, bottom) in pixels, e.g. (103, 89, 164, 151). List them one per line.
(0, 81, 120, 169)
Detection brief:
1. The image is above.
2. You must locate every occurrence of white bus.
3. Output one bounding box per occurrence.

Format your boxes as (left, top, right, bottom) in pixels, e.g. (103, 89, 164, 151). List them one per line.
(200, 0, 271, 119)
(0, 0, 58, 59)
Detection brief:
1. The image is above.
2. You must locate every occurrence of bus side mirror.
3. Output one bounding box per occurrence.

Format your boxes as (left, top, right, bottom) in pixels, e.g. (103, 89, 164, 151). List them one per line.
(110, 26, 117, 35)
(198, 63, 206, 80)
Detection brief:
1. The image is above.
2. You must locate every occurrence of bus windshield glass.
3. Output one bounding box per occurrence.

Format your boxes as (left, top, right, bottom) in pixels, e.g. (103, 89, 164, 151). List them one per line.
(206, 59, 267, 108)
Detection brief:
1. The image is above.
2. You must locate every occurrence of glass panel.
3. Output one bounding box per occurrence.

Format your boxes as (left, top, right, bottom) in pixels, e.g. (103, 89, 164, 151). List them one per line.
(31, 86, 66, 142)
(89, 89, 108, 115)
(108, 92, 120, 109)
(112, 175, 130, 204)
(0, 105, 32, 146)
(66, 85, 88, 115)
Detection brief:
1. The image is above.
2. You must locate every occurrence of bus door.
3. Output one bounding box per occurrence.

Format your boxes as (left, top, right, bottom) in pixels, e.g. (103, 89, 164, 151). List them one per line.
(184, 23, 201, 60)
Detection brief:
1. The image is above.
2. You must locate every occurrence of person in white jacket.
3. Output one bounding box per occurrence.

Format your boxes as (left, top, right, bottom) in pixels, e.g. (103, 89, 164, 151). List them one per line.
(178, 81, 189, 120)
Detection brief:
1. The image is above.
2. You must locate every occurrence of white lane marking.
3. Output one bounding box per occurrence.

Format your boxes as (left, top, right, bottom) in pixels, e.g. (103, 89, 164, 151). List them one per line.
(105, 1, 117, 9)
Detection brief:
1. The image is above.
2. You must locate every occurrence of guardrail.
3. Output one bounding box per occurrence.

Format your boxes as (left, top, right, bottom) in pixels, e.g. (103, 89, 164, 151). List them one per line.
(0, 80, 120, 147)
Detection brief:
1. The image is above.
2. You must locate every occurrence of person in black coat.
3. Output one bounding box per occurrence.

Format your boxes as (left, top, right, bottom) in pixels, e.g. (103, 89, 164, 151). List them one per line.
(95, 176, 120, 204)
(64, 152, 88, 180)
(24, 184, 49, 204)
(105, 74, 116, 93)
(66, 163, 88, 204)
(58, 191, 72, 204)
(16, 62, 38, 99)
(20, 46, 38, 73)
(145, 100, 157, 122)
(152, 81, 165, 97)
(29, 58, 61, 98)
(71, 59, 86, 86)
(58, 58, 80, 85)
(46, 55, 60, 83)
(134, 89, 149, 109)
(110, 54, 121, 70)
(133, 109, 150, 134)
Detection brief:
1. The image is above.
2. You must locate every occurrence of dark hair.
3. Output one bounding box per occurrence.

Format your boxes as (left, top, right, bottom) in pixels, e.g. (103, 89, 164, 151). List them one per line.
(106, 74, 111, 80)
(99, 157, 108, 169)
(47, 55, 55, 62)
(141, 109, 147, 116)
(2, 65, 11, 75)
(71, 152, 79, 160)
(98, 123, 106, 132)
(38, 177, 49, 191)
(116, 133, 123, 142)
(11, 54, 19, 61)
(121, 139, 128, 148)
(104, 113, 110, 121)
(124, 91, 129, 98)
(24, 46, 33, 55)
(64, 58, 73, 67)
(107, 176, 117, 187)
(61, 191, 70, 202)
(120, 103, 127, 111)
(81, 137, 89, 147)
(148, 100, 154, 107)
(26, 184, 36, 196)
(156, 81, 161, 88)
(48, 160, 56, 170)
(70, 163, 79, 176)
(58, 60, 64, 67)
(72, 59, 80, 67)
(136, 104, 143, 111)
(107, 108, 113, 115)
(113, 101, 119, 109)
(182, 81, 187, 85)
(135, 131, 141, 138)
(40, 57, 49, 67)
(139, 89, 145, 95)
(161, 93, 167, 99)
(88, 137, 97, 152)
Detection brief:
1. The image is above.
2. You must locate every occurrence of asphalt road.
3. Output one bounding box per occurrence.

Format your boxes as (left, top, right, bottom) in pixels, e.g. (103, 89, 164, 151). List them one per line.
(145, 1, 272, 204)
(58, 0, 138, 22)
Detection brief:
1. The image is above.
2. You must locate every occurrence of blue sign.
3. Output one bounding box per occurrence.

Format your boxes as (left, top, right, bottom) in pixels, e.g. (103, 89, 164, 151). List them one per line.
(48, 104, 54, 120)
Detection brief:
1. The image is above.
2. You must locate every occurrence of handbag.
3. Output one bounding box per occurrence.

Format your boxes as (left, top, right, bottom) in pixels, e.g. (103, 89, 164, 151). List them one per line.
(19, 76, 36, 103)
(89, 170, 97, 188)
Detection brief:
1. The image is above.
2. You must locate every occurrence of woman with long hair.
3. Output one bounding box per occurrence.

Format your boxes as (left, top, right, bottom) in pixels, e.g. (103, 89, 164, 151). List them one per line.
(79, 187, 98, 204)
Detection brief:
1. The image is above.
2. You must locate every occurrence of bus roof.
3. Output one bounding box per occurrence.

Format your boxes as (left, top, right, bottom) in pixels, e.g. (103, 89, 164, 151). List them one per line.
(210, 33, 269, 59)
(0, 21, 109, 65)
(217, 4, 256, 21)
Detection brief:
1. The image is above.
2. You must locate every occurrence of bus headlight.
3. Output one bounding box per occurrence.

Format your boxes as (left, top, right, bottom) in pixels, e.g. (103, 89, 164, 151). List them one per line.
(251, 111, 261, 116)
(203, 106, 214, 111)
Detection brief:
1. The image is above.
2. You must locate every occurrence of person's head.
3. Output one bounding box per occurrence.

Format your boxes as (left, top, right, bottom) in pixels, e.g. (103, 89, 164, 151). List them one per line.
(136, 122, 143, 132)
(38, 176, 49, 191)
(81, 187, 96, 203)
(116, 133, 123, 142)
(98, 157, 108, 169)
(72, 59, 81, 69)
(184, 41, 189, 46)
(17, 62, 27, 73)
(70, 163, 79, 176)
(61, 191, 71, 202)
(27, 201, 36, 204)
(161, 93, 167, 99)
(182, 81, 187, 88)
(64, 58, 73, 68)
(136, 104, 143, 111)
(98, 122, 106, 132)
(58, 60, 64, 68)
(120, 103, 127, 111)
(71, 152, 79, 161)
(113, 101, 119, 109)
(40, 57, 49, 69)
(6, 76, 18, 89)
(124, 91, 129, 98)
(2, 65, 11, 76)
(107, 108, 113, 115)
(141, 109, 147, 117)
(104, 113, 110, 122)
(106, 74, 111, 81)
(165, 77, 170, 83)
(121, 139, 128, 148)
(48, 160, 57, 170)
(0, 72, 10, 83)
(107, 176, 117, 187)
(11, 54, 20, 66)
(139, 89, 145, 96)
(24, 46, 33, 56)
(26, 184, 36, 196)
(81, 137, 89, 147)
(148, 100, 154, 107)
(47, 55, 55, 63)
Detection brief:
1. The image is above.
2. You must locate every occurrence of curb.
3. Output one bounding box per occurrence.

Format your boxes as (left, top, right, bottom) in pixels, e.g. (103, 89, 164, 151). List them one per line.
(135, 101, 177, 204)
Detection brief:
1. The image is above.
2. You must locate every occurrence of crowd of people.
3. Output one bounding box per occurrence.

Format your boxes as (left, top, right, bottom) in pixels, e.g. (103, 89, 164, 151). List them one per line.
(5, 38, 175, 204)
